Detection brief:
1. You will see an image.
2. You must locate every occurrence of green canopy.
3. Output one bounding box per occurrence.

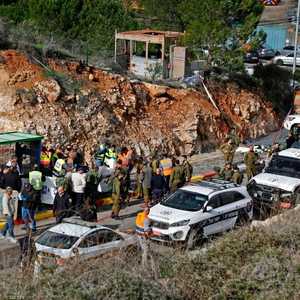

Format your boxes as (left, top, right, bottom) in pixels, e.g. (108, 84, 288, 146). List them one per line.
(0, 132, 43, 145)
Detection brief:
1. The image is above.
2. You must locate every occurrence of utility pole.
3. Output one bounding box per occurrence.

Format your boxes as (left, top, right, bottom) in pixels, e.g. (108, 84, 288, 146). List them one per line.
(293, 0, 300, 83)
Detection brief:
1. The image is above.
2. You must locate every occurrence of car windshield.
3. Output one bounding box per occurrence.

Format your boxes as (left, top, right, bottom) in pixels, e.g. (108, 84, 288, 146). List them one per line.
(36, 231, 79, 249)
(265, 155, 300, 178)
(161, 190, 208, 212)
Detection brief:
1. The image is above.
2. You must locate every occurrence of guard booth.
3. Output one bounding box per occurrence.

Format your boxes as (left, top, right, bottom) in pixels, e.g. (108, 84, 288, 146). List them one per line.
(0, 132, 43, 171)
(114, 29, 187, 80)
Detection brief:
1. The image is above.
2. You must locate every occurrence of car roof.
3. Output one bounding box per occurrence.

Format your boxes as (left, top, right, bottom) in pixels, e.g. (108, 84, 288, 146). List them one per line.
(49, 223, 91, 237)
(278, 148, 300, 160)
(180, 179, 240, 196)
(49, 217, 108, 237)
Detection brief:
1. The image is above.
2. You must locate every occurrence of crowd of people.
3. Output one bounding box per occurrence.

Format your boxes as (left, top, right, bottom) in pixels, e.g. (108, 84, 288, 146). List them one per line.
(0, 141, 195, 239)
(0, 131, 288, 242)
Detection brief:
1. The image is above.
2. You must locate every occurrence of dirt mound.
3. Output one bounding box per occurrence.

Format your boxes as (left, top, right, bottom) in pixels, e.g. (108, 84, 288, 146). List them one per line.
(0, 50, 280, 162)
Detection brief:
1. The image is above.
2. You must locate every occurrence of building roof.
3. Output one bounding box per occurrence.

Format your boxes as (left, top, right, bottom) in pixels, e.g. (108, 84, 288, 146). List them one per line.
(116, 29, 183, 43)
(0, 132, 43, 145)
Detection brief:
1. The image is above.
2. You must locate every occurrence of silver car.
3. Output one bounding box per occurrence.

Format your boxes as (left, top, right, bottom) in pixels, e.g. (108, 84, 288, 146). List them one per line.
(273, 53, 300, 66)
(276, 45, 300, 56)
(34, 217, 137, 274)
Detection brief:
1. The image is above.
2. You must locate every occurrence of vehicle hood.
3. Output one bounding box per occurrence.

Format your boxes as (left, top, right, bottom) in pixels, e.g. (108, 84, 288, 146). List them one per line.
(252, 173, 300, 192)
(35, 243, 71, 259)
(149, 203, 196, 224)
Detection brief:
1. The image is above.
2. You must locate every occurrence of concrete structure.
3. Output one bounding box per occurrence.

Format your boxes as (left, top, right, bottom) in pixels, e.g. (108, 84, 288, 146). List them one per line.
(114, 29, 186, 80)
(257, 0, 298, 50)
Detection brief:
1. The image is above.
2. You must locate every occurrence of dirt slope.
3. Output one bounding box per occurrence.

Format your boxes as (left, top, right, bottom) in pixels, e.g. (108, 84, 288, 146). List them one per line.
(0, 50, 279, 162)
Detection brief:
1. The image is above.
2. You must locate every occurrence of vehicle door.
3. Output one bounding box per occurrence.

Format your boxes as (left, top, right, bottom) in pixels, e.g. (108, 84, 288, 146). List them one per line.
(286, 53, 294, 65)
(297, 54, 300, 66)
(76, 229, 124, 260)
(218, 191, 246, 230)
(202, 194, 224, 236)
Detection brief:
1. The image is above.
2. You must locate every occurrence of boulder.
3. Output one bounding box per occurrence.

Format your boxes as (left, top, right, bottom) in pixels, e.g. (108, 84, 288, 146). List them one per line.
(34, 79, 61, 103)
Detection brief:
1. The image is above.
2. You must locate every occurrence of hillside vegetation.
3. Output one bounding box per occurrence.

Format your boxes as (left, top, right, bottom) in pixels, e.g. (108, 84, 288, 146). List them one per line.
(0, 0, 263, 70)
(1, 209, 300, 299)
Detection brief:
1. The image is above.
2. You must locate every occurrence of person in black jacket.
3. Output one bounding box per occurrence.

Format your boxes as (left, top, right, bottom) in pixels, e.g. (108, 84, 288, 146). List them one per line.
(2, 167, 22, 192)
(53, 186, 72, 223)
(151, 168, 167, 204)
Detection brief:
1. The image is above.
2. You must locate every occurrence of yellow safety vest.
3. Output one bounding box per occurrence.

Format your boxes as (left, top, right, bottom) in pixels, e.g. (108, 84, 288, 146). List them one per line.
(160, 158, 173, 176)
(136, 211, 149, 235)
(29, 171, 43, 191)
(54, 159, 65, 174)
(40, 152, 51, 167)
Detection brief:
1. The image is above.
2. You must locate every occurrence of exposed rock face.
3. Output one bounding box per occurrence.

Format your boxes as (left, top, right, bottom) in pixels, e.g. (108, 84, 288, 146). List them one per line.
(0, 50, 280, 162)
(34, 79, 61, 103)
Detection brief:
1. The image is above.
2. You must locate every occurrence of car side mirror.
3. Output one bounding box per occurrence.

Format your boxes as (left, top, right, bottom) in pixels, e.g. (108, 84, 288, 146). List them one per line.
(205, 206, 213, 212)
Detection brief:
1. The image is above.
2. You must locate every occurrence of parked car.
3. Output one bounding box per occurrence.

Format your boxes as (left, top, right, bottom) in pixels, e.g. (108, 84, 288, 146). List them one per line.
(273, 53, 300, 66)
(247, 148, 300, 216)
(284, 114, 300, 131)
(34, 217, 137, 274)
(275, 45, 300, 56)
(244, 51, 259, 64)
(149, 179, 253, 249)
(258, 46, 276, 59)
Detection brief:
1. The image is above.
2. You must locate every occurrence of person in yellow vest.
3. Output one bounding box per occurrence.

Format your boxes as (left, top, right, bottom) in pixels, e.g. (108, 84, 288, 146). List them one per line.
(135, 206, 156, 273)
(28, 164, 45, 232)
(52, 153, 66, 178)
(40, 146, 52, 171)
(135, 206, 152, 235)
(159, 154, 173, 192)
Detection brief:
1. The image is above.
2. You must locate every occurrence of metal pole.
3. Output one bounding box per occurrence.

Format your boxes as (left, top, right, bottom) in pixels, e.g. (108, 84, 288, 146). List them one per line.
(292, 0, 300, 81)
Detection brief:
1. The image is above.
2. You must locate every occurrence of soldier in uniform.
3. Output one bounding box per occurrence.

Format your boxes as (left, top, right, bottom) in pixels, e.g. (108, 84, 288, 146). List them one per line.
(220, 163, 233, 182)
(182, 155, 193, 183)
(111, 171, 123, 219)
(244, 145, 258, 182)
(220, 139, 236, 165)
(135, 162, 143, 199)
(169, 160, 184, 193)
(212, 166, 222, 179)
(232, 164, 243, 184)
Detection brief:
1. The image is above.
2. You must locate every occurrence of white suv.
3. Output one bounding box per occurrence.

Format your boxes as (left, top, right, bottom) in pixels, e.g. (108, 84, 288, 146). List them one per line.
(149, 179, 253, 249)
(248, 148, 300, 212)
(284, 115, 300, 131)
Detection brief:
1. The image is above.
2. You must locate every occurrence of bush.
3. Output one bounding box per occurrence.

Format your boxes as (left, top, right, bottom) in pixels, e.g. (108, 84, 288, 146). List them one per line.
(3, 209, 300, 299)
(253, 64, 293, 115)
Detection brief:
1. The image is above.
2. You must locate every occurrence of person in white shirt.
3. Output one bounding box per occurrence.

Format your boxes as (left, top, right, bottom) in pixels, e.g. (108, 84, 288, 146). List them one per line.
(0, 187, 17, 242)
(71, 167, 86, 212)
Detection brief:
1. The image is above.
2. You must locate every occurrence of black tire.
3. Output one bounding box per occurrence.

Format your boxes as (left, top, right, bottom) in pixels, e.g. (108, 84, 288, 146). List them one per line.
(186, 228, 202, 250)
(276, 59, 284, 66)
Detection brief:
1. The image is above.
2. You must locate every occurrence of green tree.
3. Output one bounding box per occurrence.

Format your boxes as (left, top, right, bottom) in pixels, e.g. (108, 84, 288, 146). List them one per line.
(141, 0, 263, 72)
(140, 0, 186, 31)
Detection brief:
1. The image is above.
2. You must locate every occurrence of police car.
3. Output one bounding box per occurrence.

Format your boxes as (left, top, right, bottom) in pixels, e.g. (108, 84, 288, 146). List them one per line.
(149, 179, 253, 249)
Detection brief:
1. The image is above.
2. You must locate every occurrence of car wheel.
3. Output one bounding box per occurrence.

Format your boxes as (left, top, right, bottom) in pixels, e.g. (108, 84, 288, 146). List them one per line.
(235, 210, 251, 227)
(276, 59, 284, 66)
(186, 228, 202, 250)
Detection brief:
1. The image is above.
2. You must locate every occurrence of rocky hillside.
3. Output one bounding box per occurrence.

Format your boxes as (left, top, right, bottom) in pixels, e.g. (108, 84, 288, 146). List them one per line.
(0, 50, 279, 162)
